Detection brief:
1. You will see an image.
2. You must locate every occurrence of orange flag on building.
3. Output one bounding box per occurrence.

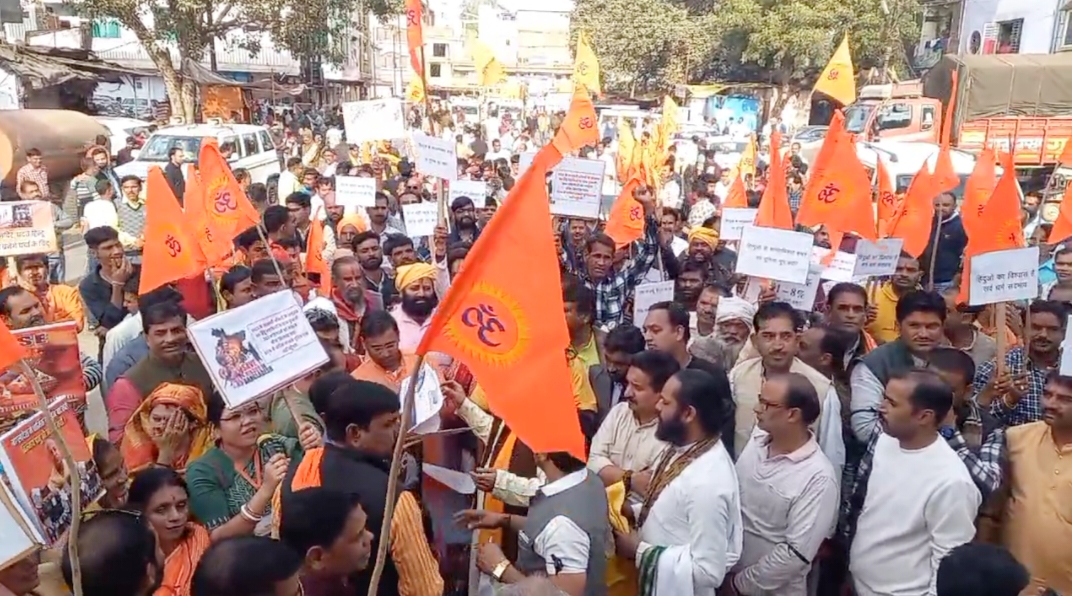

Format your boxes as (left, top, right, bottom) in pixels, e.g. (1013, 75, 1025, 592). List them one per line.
(754, 131, 794, 230)
(198, 143, 261, 247)
(404, 0, 424, 78)
(552, 86, 599, 156)
(957, 150, 1026, 303)
(886, 164, 936, 258)
(875, 157, 899, 237)
(417, 145, 585, 459)
(723, 174, 748, 209)
(140, 167, 205, 294)
(0, 319, 27, 370)
(960, 146, 997, 242)
(604, 177, 645, 248)
(305, 214, 332, 296)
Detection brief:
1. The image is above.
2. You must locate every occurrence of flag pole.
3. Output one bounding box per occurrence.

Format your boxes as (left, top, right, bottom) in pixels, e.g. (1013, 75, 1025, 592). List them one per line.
(366, 354, 425, 596)
(20, 360, 83, 596)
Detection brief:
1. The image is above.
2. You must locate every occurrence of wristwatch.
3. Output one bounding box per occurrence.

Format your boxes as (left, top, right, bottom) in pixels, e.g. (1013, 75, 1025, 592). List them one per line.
(939, 425, 957, 440)
(491, 560, 510, 580)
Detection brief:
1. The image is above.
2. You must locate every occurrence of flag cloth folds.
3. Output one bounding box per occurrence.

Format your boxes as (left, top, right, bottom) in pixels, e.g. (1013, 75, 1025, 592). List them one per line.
(754, 131, 794, 230)
(887, 163, 936, 258)
(814, 33, 856, 106)
(960, 146, 997, 241)
(470, 38, 505, 87)
(416, 146, 586, 459)
(404, 0, 424, 78)
(1051, 181, 1072, 243)
(875, 157, 899, 238)
(572, 31, 601, 95)
(552, 86, 599, 157)
(198, 143, 261, 248)
(140, 167, 205, 294)
(794, 123, 875, 241)
(305, 215, 331, 296)
(0, 319, 26, 370)
(957, 150, 1026, 303)
(604, 177, 645, 248)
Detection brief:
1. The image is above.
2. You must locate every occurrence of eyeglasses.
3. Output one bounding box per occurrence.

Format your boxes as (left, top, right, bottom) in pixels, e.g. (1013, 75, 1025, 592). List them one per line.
(756, 398, 788, 412)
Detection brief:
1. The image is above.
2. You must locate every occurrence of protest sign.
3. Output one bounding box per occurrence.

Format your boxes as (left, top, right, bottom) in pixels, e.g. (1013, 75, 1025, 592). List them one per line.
(854, 238, 904, 278)
(1062, 316, 1072, 376)
(189, 291, 328, 408)
(735, 226, 813, 284)
(517, 152, 537, 178)
(341, 99, 405, 144)
(550, 158, 604, 219)
(334, 176, 377, 210)
(0, 477, 42, 571)
(718, 208, 758, 241)
(0, 398, 104, 545)
(449, 180, 487, 205)
(399, 363, 445, 434)
(743, 264, 823, 311)
(811, 246, 858, 282)
(632, 280, 675, 324)
(967, 246, 1040, 306)
(0, 322, 84, 430)
(402, 202, 438, 237)
(412, 133, 457, 180)
(0, 202, 56, 256)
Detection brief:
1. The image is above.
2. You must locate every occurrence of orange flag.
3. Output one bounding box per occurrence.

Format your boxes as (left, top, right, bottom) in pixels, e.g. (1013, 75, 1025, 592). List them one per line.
(404, 0, 424, 78)
(552, 86, 599, 156)
(305, 214, 332, 296)
(0, 319, 27, 370)
(1050, 182, 1072, 243)
(183, 165, 229, 267)
(794, 128, 875, 240)
(960, 146, 997, 242)
(140, 167, 205, 294)
(801, 110, 846, 209)
(604, 177, 645, 248)
(198, 143, 261, 247)
(754, 131, 794, 230)
(875, 158, 899, 237)
(957, 150, 1026, 303)
(887, 164, 936, 258)
(723, 175, 748, 209)
(931, 146, 960, 197)
(417, 145, 585, 459)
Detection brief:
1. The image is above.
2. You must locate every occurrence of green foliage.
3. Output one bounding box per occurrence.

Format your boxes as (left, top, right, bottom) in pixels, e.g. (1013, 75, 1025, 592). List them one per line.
(572, 0, 921, 95)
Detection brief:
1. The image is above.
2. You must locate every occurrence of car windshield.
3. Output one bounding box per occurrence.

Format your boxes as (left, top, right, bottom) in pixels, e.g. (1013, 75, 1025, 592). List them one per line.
(843, 105, 874, 134)
(712, 141, 748, 153)
(137, 135, 203, 162)
(794, 127, 827, 142)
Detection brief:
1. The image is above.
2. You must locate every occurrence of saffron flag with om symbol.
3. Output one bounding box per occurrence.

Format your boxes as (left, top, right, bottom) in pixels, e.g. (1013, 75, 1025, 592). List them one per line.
(417, 145, 586, 460)
(814, 33, 856, 106)
(404, 0, 424, 79)
(140, 167, 205, 294)
(552, 86, 600, 157)
(197, 143, 261, 254)
(183, 164, 228, 268)
(960, 146, 997, 243)
(886, 162, 937, 258)
(875, 157, 901, 238)
(604, 176, 645, 249)
(305, 213, 332, 297)
(794, 120, 875, 241)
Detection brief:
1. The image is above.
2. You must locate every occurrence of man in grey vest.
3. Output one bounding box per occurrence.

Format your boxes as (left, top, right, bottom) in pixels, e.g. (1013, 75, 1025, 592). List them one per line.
(456, 451, 610, 596)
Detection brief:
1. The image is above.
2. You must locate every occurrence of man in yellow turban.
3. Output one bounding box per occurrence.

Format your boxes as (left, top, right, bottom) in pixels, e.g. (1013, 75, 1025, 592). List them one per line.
(391, 262, 440, 352)
(685, 225, 737, 285)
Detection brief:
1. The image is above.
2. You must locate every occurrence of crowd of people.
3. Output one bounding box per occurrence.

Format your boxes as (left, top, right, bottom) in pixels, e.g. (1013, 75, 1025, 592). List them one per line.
(0, 99, 1067, 596)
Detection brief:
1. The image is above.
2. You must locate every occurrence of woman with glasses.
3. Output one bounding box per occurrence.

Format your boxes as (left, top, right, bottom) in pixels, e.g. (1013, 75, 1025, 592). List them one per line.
(185, 392, 320, 540)
(127, 467, 210, 596)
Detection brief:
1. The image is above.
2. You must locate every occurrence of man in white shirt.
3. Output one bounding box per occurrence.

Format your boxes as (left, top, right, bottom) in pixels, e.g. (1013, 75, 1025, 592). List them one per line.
(613, 368, 742, 593)
(486, 139, 511, 162)
(276, 157, 304, 200)
(729, 372, 839, 596)
(848, 369, 980, 596)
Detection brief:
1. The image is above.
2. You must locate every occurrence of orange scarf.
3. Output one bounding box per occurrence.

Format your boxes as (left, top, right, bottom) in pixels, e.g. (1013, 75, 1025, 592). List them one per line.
(120, 383, 212, 474)
(155, 524, 211, 596)
(351, 353, 421, 393)
(271, 446, 325, 536)
(478, 434, 517, 546)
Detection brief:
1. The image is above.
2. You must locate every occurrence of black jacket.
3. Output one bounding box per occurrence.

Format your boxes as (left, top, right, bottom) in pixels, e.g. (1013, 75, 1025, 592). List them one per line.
(164, 162, 186, 205)
(923, 214, 968, 284)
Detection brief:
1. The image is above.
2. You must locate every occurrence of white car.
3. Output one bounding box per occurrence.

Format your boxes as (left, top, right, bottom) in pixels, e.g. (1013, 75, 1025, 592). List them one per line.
(115, 122, 281, 196)
(93, 116, 153, 157)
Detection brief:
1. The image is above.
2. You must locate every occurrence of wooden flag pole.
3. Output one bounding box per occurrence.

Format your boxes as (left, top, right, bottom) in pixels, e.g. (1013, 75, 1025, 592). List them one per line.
(927, 216, 943, 291)
(366, 354, 425, 596)
(20, 360, 83, 596)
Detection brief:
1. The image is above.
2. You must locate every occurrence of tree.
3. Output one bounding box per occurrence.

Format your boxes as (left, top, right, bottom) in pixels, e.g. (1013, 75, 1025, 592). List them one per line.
(79, 0, 401, 121)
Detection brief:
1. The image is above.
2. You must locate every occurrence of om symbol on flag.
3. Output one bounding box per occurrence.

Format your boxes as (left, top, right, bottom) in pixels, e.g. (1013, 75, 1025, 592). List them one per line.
(165, 234, 182, 257)
(818, 183, 840, 203)
(827, 69, 840, 81)
(214, 190, 237, 214)
(461, 304, 507, 347)
(577, 62, 588, 76)
(579, 116, 594, 130)
(406, 9, 419, 25)
(629, 205, 642, 221)
(879, 192, 895, 207)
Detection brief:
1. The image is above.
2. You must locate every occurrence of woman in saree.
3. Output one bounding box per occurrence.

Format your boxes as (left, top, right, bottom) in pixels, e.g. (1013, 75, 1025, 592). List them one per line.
(120, 383, 212, 475)
(186, 392, 321, 539)
(127, 467, 211, 596)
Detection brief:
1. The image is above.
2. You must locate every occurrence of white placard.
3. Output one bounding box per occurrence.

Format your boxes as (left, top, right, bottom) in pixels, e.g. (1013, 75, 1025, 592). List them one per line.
(968, 246, 1040, 306)
(0, 201, 56, 256)
(399, 364, 445, 434)
(550, 157, 605, 219)
(811, 246, 857, 282)
(334, 176, 377, 209)
(735, 225, 814, 284)
(0, 479, 42, 571)
(743, 264, 823, 310)
(422, 464, 475, 494)
(188, 291, 328, 408)
(632, 280, 675, 324)
(402, 202, 438, 237)
(342, 99, 405, 144)
(517, 152, 537, 178)
(718, 208, 758, 241)
(1061, 316, 1072, 376)
(412, 133, 458, 180)
(449, 179, 487, 205)
(853, 238, 905, 278)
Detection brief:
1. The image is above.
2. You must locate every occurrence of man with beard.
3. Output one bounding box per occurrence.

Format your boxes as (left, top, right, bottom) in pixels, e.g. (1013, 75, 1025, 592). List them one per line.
(691, 283, 730, 345)
(330, 256, 384, 353)
(368, 192, 405, 244)
(63, 510, 165, 596)
(674, 260, 706, 312)
(449, 196, 481, 245)
(563, 281, 602, 370)
(973, 299, 1066, 428)
(867, 251, 923, 344)
(850, 290, 946, 444)
(352, 231, 397, 306)
(612, 368, 741, 594)
(684, 227, 736, 285)
(390, 262, 438, 351)
(709, 295, 756, 368)
(589, 324, 646, 419)
(13, 253, 85, 330)
(825, 283, 878, 365)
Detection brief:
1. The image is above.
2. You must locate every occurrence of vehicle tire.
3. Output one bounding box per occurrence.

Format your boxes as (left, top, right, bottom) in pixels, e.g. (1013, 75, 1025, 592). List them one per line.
(267, 175, 279, 206)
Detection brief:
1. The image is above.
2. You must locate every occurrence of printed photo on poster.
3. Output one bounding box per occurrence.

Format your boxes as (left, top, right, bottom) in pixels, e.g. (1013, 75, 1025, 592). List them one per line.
(0, 322, 84, 429)
(0, 201, 56, 256)
(0, 398, 104, 545)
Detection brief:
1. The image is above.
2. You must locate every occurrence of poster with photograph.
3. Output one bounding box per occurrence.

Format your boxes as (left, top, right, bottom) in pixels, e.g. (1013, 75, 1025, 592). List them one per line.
(0, 322, 84, 429)
(188, 291, 329, 408)
(0, 202, 56, 256)
(0, 398, 104, 545)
